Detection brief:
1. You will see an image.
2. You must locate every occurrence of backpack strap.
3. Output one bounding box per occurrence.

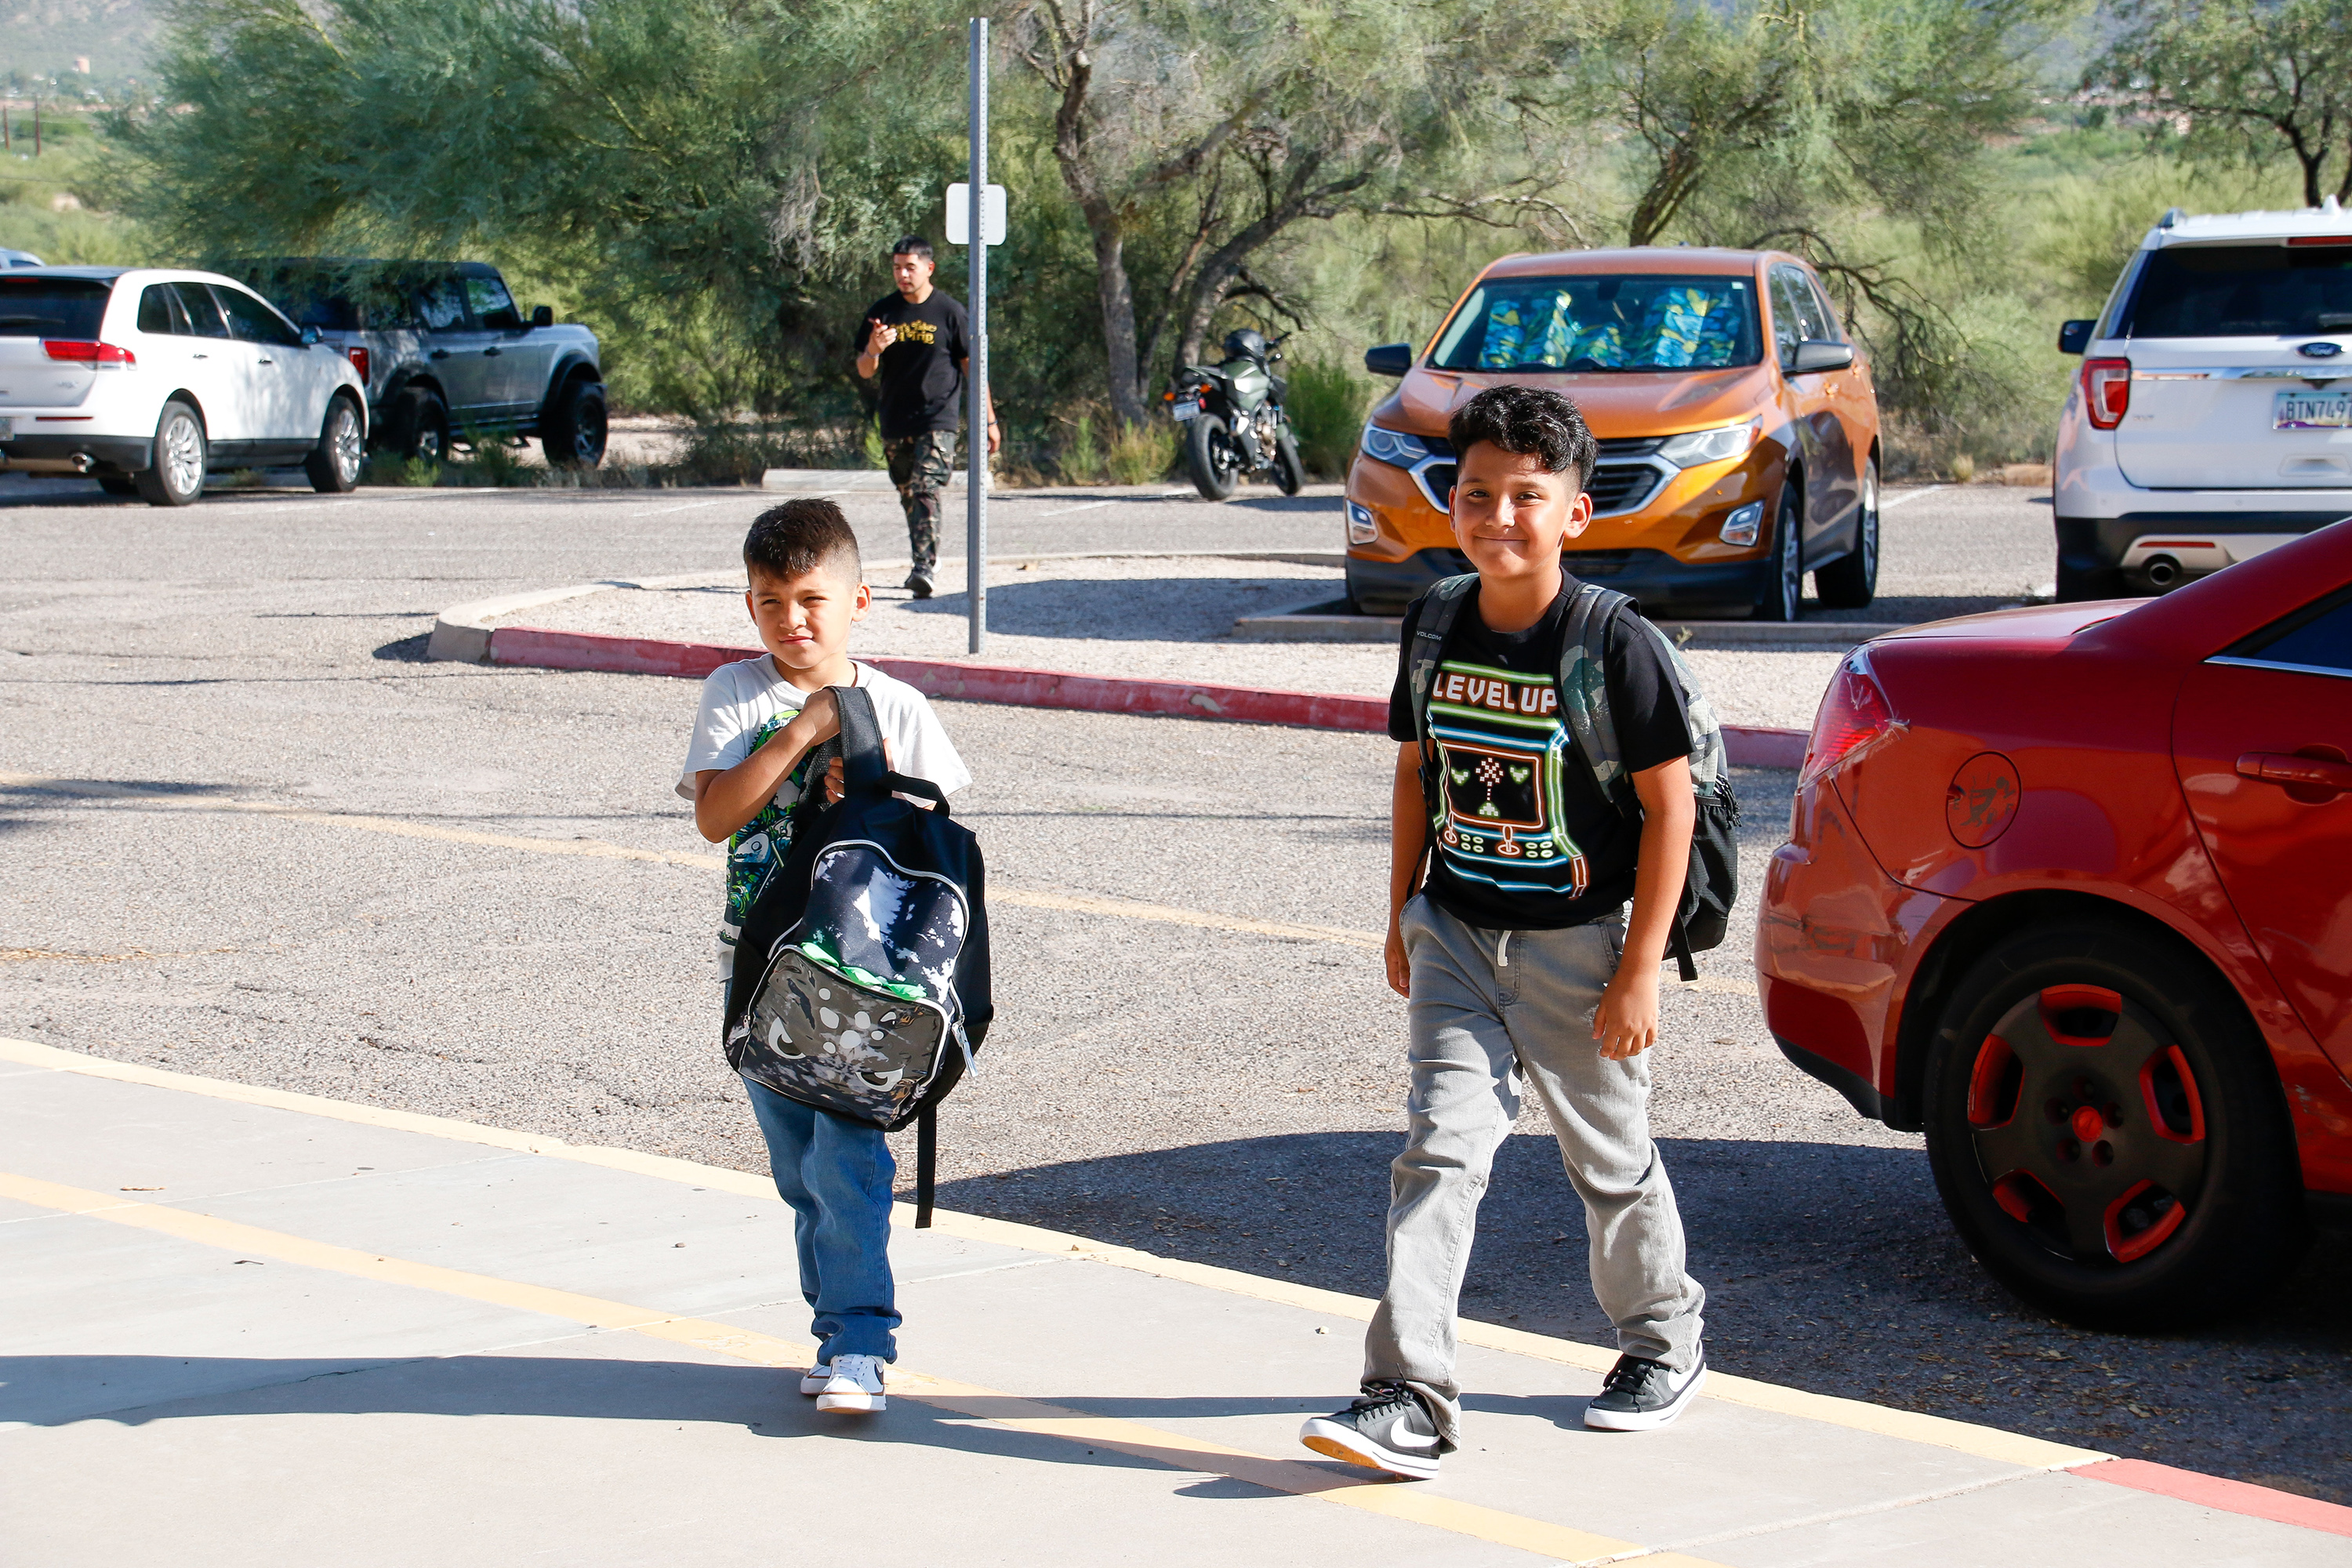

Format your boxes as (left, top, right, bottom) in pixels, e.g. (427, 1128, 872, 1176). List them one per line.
(915, 1105, 937, 1229)
(829, 680, 952, 811)
(833, 682, 887, 793)
(1556, 583, 1639, 822)
(1555, 584, 1704, 982)
(1406, 575, 1480, 869)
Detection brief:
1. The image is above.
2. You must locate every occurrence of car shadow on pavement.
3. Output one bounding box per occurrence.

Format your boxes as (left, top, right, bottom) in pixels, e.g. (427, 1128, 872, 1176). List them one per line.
(934, 1131, 2352, 1497)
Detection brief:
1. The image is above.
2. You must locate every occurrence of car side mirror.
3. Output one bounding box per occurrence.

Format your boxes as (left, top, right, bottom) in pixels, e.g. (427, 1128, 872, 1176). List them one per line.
(1364, 342, 1414, 377)
(299, 325, 321, 347)
(1791, 339, 1854, 374)
(530, 305, 554, 328)
(2057, 319, 2095, 355)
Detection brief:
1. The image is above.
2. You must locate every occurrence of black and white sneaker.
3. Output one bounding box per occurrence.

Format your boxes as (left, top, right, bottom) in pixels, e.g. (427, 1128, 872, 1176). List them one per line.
(1299, 1381, 1450, 1479)
(904, 570, 934, 600)
(1584, 1352, 1707, 1431)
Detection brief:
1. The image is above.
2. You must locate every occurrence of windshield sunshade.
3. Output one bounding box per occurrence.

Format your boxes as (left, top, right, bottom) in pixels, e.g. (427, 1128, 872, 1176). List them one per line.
(2121, 245, 2352, 338)
(1430, 275, 1760, 372)
(0, 277, 110, 339)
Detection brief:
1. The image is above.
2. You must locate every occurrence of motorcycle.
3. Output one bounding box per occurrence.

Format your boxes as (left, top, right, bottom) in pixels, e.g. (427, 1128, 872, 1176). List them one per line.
(1167, 328, 1306, 500)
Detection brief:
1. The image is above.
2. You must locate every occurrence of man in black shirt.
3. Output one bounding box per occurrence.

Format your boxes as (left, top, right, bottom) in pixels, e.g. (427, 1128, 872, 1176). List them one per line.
(1300, 385, 1708, 1481)
(855, 236, 998, 599)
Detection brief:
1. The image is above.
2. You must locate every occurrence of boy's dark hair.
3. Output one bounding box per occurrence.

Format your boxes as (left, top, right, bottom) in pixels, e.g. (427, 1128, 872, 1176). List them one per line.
(1447, 385, 1599, 492)
(891, 235, 935, 260)
(744, 499, 862, 583)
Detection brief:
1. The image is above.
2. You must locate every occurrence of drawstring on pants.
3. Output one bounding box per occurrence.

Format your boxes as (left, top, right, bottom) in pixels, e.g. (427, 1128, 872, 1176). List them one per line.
(1497, 931, 1512, 967)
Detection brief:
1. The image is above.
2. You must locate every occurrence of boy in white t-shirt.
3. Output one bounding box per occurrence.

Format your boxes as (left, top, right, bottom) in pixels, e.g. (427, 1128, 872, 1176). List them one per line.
(677, 499, 968, 1415)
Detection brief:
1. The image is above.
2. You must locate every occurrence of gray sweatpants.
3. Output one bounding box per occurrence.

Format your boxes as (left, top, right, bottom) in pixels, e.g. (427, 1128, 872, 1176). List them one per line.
(1365, 894, 1705, 1445)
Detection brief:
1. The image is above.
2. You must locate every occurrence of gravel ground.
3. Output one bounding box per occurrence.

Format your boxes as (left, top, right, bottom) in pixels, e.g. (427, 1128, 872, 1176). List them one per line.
(5, 475, 2345, 1501)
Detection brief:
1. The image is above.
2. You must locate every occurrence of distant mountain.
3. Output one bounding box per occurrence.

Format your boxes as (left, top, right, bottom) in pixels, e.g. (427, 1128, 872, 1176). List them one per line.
(1, 0, 163, 86)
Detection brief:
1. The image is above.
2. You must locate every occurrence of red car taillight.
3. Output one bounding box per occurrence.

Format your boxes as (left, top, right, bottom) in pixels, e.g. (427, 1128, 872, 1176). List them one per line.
(1801, 653, 1896, 786)
(347, 345, 371, 383)
(42, 339, 135, 368)
(2082, 358, 2131, 430)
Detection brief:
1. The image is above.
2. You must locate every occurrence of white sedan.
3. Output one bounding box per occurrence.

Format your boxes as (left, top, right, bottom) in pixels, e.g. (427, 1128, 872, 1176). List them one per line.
(0, 266, 368, 505)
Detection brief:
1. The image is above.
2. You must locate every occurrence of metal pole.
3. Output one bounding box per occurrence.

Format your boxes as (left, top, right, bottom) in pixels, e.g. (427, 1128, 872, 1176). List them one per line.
(966, 16, 987, 656)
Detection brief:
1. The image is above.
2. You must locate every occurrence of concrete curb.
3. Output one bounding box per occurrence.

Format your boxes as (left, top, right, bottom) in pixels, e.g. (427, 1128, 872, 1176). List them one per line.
(470, 621, 1813, 765)
(761, 467, 993, 492)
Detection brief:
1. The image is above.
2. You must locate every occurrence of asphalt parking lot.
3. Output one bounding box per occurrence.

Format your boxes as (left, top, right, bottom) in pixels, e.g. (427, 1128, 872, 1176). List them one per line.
(2, 472, 2346, 1502)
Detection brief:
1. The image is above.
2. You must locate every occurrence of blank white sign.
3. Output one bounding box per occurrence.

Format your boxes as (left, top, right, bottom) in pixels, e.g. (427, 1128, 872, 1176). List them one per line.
(946, 183, 1007, 247)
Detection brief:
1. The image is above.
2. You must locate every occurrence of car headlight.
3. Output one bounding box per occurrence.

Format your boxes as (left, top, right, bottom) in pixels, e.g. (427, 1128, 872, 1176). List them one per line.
(1360, 421, 1432, 469)
(1657, 418, 1761, 470)
(1346, 500, 1379, 545)
(1719, 500, 1765, 546)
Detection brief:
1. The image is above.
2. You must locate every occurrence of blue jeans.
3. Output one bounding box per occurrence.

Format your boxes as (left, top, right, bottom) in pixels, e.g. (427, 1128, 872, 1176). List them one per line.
(744, 1078, 900, 1363)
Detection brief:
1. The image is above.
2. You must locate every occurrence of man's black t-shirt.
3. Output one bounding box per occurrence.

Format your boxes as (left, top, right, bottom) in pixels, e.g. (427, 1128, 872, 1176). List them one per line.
(1386, 576, 1694, 931)
(859, 290, 971, 439)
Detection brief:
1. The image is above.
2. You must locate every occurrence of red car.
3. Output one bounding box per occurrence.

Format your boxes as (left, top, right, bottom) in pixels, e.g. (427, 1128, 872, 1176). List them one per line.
(1759, 519, 2352, 1327)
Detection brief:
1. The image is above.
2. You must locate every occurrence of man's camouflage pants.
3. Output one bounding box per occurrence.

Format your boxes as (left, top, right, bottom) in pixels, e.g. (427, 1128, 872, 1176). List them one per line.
(884, 430, 956, 575)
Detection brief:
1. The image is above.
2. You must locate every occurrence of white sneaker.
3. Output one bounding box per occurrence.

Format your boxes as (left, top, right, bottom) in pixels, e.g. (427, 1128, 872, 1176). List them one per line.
(798, 1361, 831, 1396)
(815, 1352, 887, 1414)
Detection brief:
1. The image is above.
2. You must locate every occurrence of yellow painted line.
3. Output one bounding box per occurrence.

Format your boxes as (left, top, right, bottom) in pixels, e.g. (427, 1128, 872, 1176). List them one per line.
(1, 1169, 1712, 1566)
(0, 772, 1379, 951)
(0, 1035, 2108, 1473)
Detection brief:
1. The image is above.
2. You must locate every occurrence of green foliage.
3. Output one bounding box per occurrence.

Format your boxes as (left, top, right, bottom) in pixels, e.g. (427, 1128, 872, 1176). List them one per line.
(1062, 413, 1103, 483)
(1286, 358, 1371, 478)
(1104, 420, 1174, 485)
(2089, 0, 2352, 207)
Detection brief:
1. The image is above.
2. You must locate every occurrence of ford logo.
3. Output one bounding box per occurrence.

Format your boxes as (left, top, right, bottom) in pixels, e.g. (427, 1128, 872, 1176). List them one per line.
(2299, 341, 2344, 358)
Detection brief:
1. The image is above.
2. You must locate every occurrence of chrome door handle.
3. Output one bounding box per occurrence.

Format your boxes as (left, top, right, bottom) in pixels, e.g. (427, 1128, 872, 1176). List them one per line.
(258, 358, 273, 365)
(482, 347, 502, 358)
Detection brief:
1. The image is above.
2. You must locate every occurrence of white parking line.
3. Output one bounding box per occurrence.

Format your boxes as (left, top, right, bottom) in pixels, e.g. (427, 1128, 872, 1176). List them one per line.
(628, 499, 731, 517)
(1037, 500, 1114, 517)
(1879, 485, 1945, 511)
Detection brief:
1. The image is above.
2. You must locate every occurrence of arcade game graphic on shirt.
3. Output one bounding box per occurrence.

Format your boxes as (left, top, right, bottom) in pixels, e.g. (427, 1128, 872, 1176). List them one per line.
(1426, 659, 1592, 896)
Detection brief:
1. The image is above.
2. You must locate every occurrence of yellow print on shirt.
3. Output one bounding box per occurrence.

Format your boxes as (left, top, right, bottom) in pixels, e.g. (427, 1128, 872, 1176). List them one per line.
(893, 319, 938, 347)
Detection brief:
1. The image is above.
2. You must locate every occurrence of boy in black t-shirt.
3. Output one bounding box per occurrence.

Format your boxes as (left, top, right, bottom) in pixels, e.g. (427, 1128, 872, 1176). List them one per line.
(855, 236, 999, 599)
(1300, 385, 1708, 1480)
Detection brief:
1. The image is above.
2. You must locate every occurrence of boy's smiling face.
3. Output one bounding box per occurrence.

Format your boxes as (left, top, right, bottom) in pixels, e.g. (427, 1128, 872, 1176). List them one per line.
(746, 558, 870, 686)
(1448, 442, 1593, 586)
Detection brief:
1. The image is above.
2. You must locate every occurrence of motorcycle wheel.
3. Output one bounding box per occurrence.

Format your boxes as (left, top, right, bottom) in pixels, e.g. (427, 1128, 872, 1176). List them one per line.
(1185, 412, 1240, 501)
(1273, 426, 1305, 496)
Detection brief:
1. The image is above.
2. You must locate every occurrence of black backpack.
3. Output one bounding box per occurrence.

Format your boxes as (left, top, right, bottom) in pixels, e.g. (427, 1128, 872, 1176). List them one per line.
(1404, 575, 1739, 981)
(721, 684, 991, 1226)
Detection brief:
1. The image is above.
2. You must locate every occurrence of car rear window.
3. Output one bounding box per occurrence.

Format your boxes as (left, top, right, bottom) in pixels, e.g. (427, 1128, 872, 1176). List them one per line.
(1429, 274, 1760, 372)
(2117, 244, 2352, 338)
(0, 276, 110, 338)
(2229, 586, 2352, 675)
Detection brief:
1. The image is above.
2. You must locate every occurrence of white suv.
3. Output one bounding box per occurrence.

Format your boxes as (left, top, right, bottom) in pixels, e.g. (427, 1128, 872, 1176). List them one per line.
(2054, 201, 2352, 599)
(0, 267, 368, 506)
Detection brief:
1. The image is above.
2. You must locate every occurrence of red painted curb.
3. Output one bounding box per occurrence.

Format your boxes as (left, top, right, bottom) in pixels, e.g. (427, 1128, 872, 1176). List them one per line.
(485, 624, 1810, 766)
(2074, 1458, 2352, 1537)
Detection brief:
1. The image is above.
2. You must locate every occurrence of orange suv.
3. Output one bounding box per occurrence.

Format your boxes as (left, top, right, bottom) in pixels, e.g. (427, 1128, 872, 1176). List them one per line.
(1345, 248, 1882, 621)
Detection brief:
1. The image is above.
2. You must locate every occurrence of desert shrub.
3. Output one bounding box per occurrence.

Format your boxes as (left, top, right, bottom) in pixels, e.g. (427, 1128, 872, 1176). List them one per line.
(1286, 358, 1372, 477)
(1062, 413, 1104, 482)
(1106, 420, 1177, 485)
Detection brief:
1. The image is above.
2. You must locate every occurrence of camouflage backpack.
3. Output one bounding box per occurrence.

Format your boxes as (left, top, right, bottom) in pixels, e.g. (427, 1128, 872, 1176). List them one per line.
(721, 685, 992, 1227)
(1406, 573, 1740, 980)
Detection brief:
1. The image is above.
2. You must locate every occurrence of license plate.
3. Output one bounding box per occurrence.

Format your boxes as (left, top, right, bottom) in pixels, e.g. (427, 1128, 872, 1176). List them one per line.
(1172, 400, 1199, 422)
(2275, 390, 2352, 430)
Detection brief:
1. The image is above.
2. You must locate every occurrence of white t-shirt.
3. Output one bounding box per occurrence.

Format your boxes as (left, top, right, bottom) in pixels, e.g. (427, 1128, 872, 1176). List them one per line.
(678, 655, 970, 977)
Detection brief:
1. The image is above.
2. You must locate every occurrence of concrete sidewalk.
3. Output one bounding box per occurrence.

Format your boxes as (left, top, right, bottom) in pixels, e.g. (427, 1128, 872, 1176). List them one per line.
(4, 1037, 2343, 1566)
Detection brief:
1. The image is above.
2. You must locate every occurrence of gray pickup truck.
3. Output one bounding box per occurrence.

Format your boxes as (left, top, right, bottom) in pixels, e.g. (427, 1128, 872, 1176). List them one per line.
(243, 260, 607, 467)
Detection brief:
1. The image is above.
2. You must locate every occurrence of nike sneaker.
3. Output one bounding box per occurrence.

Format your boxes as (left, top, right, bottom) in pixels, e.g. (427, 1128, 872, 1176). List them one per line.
(1584, 1352, 1707, 1431)
(1299, 1381, 1450, 1479)
(798, 1360, 830, 1396)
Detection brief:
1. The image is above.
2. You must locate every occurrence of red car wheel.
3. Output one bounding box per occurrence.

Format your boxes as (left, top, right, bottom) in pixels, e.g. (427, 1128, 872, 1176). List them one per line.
(1923, 920, 2305, 1329)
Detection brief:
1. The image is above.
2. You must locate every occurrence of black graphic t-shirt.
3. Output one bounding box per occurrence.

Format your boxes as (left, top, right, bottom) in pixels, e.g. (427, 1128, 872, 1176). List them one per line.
(859, 290, 971, 438)
(1386, 577, 1695, 931)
